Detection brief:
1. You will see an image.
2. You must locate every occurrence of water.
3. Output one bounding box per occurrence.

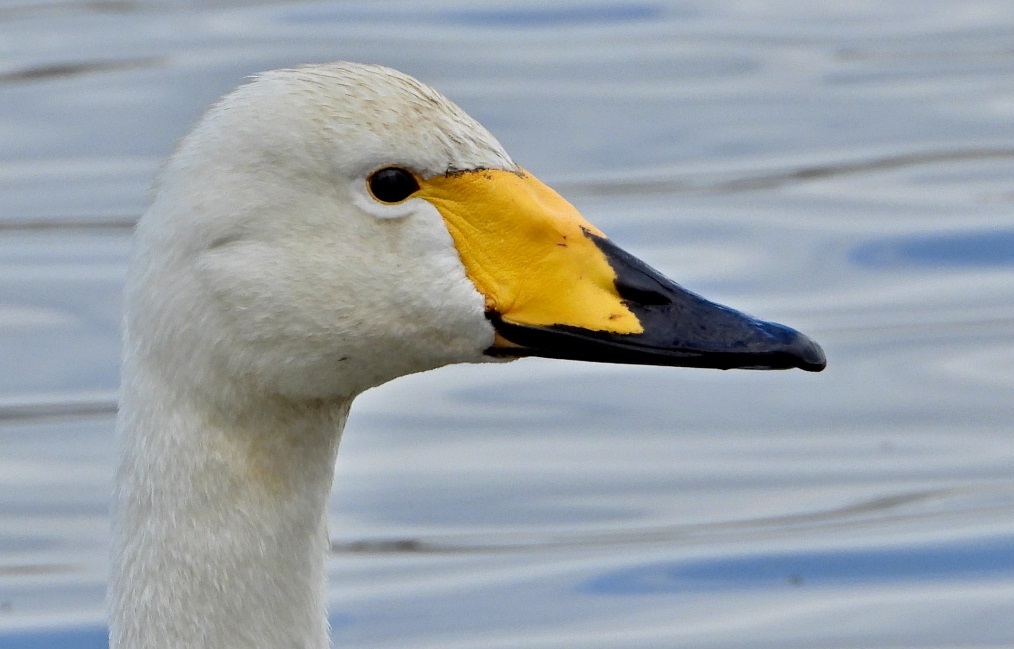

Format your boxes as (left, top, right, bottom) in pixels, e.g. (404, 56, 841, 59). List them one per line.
(1, 1, 1013, 647)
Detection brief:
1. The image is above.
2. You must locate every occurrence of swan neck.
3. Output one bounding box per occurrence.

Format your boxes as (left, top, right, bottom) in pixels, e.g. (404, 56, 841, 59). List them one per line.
(110, 360, 350, 649)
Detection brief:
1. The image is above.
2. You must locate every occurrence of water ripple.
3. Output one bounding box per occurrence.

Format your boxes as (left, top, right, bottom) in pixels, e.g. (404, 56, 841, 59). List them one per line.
(586, 535, 1014, 594)
(0, 58, 162, 85)
(851, 230, 1014, 269)
(330, 488, 1004, 556)
(559, 147, 1014, 197)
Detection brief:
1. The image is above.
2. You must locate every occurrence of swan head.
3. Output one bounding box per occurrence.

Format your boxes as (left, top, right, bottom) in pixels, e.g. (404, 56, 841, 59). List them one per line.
(127, 62, 824, 402)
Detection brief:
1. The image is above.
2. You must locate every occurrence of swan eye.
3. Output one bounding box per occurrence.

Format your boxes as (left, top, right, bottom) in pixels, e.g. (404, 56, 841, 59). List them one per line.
(367, 167, 420, 204)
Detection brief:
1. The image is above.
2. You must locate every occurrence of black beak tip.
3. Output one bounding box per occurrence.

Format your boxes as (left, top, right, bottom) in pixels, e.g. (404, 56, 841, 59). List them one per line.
(769, 323, 826, 372)
(794, 336, 827, 372)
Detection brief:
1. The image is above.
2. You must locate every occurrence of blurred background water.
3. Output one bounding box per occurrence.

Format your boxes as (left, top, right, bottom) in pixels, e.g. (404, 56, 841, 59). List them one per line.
(1, 1, 1013, 647)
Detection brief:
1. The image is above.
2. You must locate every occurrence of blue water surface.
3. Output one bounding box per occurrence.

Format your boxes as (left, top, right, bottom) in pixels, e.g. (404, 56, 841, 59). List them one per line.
(2, 1, 1014, 648)
(589, 536, 1014, 594)
(851, 230, 1014, 269)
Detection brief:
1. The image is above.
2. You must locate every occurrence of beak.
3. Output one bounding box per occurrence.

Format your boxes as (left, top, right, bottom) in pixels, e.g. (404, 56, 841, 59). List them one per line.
(418, 168, 826, 373)
(487, 232, 826, 371)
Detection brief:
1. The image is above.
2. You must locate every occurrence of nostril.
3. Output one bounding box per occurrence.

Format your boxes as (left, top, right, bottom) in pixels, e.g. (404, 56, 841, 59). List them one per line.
(617, 281, 671, 306)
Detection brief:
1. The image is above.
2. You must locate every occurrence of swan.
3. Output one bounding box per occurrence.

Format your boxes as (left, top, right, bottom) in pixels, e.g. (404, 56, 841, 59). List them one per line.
(109, 62, 825, 649)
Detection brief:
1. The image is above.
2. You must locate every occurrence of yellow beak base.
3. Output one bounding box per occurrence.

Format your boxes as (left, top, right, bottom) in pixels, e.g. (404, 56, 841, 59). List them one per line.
(418, 169, 643, 336)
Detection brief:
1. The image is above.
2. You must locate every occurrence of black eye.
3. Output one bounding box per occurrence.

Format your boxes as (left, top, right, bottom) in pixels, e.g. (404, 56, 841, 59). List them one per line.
(367, 167, 420, 203)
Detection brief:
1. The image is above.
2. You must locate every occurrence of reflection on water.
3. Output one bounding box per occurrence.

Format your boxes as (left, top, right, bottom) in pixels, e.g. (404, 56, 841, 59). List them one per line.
(0, 626, 107, 649)
(588, 535, 1014, 594)
(281, 3, 664, 27)
(852, 229, 1014, 268)
(559, 147, 1014, 197)
(2, 1, 1014, 647)
(0, 58, 162, 85)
